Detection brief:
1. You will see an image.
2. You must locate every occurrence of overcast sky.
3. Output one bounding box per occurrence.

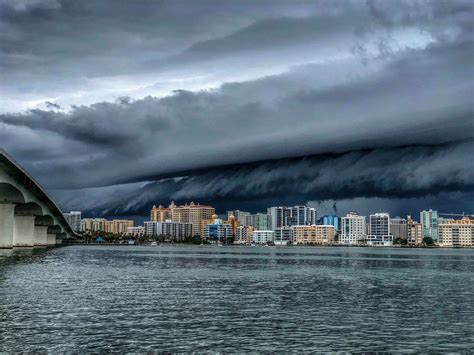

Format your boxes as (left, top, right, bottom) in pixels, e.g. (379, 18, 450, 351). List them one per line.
(0, 0, 473, 220)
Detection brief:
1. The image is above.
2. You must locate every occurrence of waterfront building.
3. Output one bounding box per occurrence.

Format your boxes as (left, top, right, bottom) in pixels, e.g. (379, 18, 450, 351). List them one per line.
(203, 218, 232, 243)
(289, 206, 317, 226)
(438, 217, 474, 247)
(252, 230, 275, 244)
(144, 220, 193, 240)
(390, 217, 408, 241)
(293, 225, 335, 245)
(320, 215, 340, 231)
(274, 227, 293, 245)
(340, 212, 366, 245)
(126, 226, 145, 237)
(169, 201, 215, 236)
(64, 211, 81, 232)
(246, 213, 271, 230)
(367, 213, 393, 246)
(234, 225, 254, 244)
(150, 204, 171, 222)
(420, 209, 438, 242)
(268, 206, 316, 229)
(267, 207, 292, 229)
(407, 216, 423, 246)
(226, 210, 251, 226)
(80, 218, 108, 233)
(106, 220, 134, 235)
(225, 215, 240, 236)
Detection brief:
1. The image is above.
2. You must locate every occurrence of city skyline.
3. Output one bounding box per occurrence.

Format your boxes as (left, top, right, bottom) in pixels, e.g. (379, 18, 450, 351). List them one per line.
(0, 0, 472, 220)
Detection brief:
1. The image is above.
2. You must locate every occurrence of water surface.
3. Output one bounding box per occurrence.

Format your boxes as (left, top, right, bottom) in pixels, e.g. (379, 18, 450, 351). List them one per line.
(1, 245, 473, 352)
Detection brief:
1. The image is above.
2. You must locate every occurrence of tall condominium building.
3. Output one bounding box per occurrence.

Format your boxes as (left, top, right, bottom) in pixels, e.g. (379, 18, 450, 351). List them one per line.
(438, 217, 474, 247)
(340, 212, 366, 245)
(203, 219, 232, 243)
(274, 227, 293, 245)
(407, 216, 423, 246)
(420, 209, 439, 242)
(168, 201, 215, 236)
(80, 218, 107, 233)
(290, 206, 317, 226)
(234, 225, 254, 244)
(106, 220, 134, 235)
(268, 206, 316, 229)
(367, 213, 393, 246)
(64, 211, 81, 232)
(390, 217, 408, 240)
(246, 213, 271, 230)
(320, 215, 340, 231)
(252, 230, 275, 244)
(150, 204, 172, 222)
(267, 207, 291, 229)
(293, 225, 335, 245)
(226, 210, 251, 226)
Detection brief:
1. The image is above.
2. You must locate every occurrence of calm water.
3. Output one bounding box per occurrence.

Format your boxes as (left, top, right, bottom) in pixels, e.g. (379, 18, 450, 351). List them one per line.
(1, 245, 473, 352)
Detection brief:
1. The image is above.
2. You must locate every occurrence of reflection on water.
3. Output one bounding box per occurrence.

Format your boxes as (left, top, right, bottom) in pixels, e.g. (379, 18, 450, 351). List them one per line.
(1, 245, 473, 352)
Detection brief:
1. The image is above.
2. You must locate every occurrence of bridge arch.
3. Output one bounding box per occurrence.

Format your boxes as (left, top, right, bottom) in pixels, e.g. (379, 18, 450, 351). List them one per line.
(0, 183, 25, 204)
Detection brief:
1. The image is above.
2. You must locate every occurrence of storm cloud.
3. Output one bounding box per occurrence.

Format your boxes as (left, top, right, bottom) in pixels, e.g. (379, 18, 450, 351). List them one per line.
(0, 0, 473, 219)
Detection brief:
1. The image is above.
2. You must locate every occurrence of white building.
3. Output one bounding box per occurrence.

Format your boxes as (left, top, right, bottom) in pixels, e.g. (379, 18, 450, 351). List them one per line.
(274, 227, 293, 245)
(340, 212, 366, 245)
(203, 219, 232, 242)
(144, 220, 192, 240)
(127, 226, 145, 237)
(268, 206, 316, 229)
(64, 211, 81, 232)
(367, 213, 393, 246)
(252, 230, 275, 244)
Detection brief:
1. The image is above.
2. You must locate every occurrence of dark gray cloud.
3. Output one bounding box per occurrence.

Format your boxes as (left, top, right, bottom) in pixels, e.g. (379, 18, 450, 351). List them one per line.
(0, 0, 473, 219)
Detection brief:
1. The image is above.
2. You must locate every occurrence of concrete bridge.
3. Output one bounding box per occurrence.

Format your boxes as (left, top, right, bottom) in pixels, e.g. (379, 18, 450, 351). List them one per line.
(0, 149, 77, 248)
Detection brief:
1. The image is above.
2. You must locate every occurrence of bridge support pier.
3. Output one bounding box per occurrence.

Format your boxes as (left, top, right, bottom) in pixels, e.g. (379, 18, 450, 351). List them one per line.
(46, 233, 57, 246)
(0, 203, 15, 248)
(13, 215, 36, 247)
(34, 226, 48, 247)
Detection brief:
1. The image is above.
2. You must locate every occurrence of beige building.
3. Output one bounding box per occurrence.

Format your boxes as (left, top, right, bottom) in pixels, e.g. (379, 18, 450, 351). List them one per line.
(293, 225, 335, 245)
(235, 225, 254, 244)
(81, 218, 108, 233)
(407, 216, 422, 246)
(105, 220, 134, 235)
(169, 201, 215, 236)
(439, 217, 474, 247)
(150, 204, 172, 222)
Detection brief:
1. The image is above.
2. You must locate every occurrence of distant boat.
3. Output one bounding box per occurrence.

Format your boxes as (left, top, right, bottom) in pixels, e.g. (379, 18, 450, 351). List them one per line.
(150, 241, 158, 246)
(128, 239, 135, 245)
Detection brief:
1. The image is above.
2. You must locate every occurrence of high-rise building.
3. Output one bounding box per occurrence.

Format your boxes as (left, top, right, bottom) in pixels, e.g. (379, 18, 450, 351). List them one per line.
(144, 220, 193, 240)
(226, 210, 251, 226)
(267, 207, 292, 229)
(420, 209, 439, 242)
(438, 217, 474, 247)
(150, 204, 172, 222)
(340, 212, 366, 245)
(167, 201, 215, 236)
(390, 217, 408, 241)
(367, 213, 393, 246)
(234, 225, 254, 244)
(126, 226, 145, 236)
(64, 211, 81, 232)
(407, 216, 422, 246)
(320, 215, 340, 231)
(246, 213, 271, 230)
(203, 218, 232, 243)
(80, 218, 107, 233)
(252, 230, 275, 244)
(106, 220, 134, 235)
(290, 206, 317, 226)
(293, 225, 335, 245)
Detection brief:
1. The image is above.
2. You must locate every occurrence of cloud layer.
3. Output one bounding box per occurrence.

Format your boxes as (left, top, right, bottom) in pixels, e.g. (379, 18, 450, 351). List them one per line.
(0, 0, 472, 218)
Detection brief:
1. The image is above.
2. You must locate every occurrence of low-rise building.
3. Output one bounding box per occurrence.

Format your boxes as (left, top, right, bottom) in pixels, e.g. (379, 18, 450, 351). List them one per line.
(203, 219, 232, 243)
(127, 226, 145, 237)
(438, 217, 474, 247)
(252, 230, 275, 244)
(293, 225, 335, 245)
(274, 227, 293, 245)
